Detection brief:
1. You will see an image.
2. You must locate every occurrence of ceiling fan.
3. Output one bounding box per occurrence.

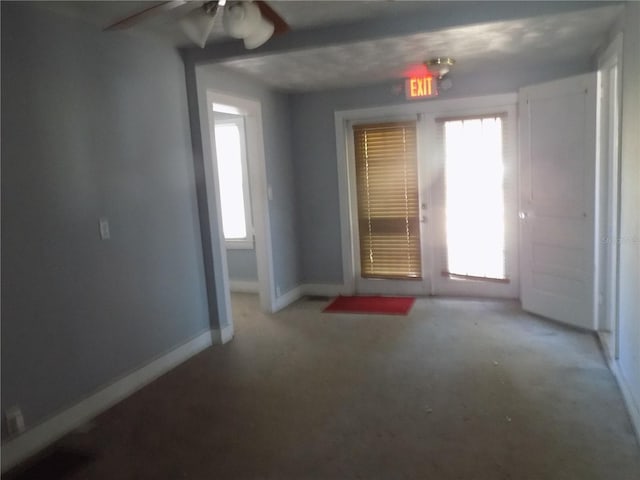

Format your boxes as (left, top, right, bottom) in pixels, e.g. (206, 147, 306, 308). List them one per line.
(105, 0, 290, 49)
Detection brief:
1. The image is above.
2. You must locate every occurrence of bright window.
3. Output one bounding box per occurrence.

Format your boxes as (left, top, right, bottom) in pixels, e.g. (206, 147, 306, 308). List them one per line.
(213, 116, 253, 248)
(442, 115, 506, 280)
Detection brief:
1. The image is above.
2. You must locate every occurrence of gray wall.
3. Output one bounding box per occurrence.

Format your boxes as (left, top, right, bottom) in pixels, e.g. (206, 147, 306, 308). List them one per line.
(290, 59, 593, 284)
(227, 250, 258, 282)
(1, 3, 209, 438)
(197, 65, 300, 294)
(617, 2, 640, 430)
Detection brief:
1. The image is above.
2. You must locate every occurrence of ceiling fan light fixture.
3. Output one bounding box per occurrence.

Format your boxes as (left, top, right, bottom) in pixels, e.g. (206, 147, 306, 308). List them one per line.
(223, 1, 274, 48)
(179, 3, 219, 48)
(425, 57, 455, 78)
(243, 17, 274, 49)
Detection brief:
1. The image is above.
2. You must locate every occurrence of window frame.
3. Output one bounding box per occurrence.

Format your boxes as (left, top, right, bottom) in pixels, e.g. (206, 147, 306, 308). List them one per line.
(213, 115, 254, 250)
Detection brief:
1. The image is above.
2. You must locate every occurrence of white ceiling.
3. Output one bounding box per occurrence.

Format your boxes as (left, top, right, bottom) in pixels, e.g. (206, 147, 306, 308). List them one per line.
(43, 1, 622, 92)
(45, 1, 445, 45)
(218, 5, 621, 91)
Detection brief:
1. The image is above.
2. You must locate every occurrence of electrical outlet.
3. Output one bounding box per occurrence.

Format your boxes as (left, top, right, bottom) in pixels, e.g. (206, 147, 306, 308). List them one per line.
(6, 406, 25, 436)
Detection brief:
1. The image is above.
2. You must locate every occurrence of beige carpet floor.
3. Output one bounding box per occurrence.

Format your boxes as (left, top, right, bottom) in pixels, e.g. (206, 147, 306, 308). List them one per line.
(7, 294, 640, 479)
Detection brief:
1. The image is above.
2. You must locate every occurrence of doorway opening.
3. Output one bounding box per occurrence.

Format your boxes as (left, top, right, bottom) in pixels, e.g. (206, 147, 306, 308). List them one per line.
(213, 109, 257, 286)
(206, 91, 276, 320)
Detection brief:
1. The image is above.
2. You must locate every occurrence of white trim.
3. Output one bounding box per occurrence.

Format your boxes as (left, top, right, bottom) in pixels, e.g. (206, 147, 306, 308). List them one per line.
(229, 280, 260, 293)
(303, 283, 346, 297)
(598, 33, 623, 71)
(600, 341, 640, 445)
(335, 115, 356, 295)
(594, 32, 623, 359)
(335, 93, 519, 297)
(225, 240, 255, 250)
(1, 330, 213, 473)
(275, 283, 383, 301)
(204, 90, 277, 317)
(613, 364, 640, 444)
(211, 323, 235, 344)
(272, 285, 304, 312)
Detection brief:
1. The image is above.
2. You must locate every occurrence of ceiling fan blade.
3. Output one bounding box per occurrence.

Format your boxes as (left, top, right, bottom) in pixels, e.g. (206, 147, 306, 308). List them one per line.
(104, 1, 189, 31)
(255, 1, 289, 35)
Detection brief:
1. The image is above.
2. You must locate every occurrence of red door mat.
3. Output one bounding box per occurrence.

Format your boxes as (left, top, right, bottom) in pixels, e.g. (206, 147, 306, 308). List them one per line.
(323, 295, 415, 315)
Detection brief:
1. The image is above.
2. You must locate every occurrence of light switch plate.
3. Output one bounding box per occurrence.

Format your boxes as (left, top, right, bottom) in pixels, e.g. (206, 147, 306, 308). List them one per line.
(99, 217, 110, 240)
(6, 406, 25, 436)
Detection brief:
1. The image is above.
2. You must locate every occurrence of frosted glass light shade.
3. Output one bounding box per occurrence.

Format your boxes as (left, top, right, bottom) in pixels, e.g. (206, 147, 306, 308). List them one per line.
(243, 17, 274, 49)
(223, 1, 274, 49)
(179, 9, 216, 48)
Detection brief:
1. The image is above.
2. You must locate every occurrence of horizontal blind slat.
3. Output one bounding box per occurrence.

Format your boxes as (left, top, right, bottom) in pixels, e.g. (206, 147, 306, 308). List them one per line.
(354, 121, 421, 279)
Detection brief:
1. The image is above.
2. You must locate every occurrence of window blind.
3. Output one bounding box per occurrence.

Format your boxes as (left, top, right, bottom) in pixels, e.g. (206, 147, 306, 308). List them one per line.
(353, 121, 422, 279)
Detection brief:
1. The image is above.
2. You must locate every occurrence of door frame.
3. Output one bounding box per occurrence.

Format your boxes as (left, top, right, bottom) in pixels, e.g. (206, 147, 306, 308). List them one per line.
(346, 114, 430, 296)
(335, 93, 518, 296)
(595, 33, 623, 357)
(204, 90, 276, 314)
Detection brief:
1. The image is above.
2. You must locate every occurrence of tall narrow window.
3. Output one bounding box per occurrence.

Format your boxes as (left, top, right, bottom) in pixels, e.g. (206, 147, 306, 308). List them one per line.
(440, 114, 507, 280)
(353, 121, 422, 279)
(213, 115, 253, 248)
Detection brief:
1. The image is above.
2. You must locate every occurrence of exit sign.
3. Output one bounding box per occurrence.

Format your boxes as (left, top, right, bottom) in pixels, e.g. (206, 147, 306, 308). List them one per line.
(405, 76, 438, 99)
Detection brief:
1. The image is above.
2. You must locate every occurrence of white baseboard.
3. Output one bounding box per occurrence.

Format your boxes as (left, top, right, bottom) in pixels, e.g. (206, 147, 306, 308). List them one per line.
(609, 361, 640, 445)
(270, 284, 346, 313)
(1, 329, 213, 473)
(272, 285, 304, 312)
(211, 323, 234, 344)
(303, 283, 346, 297)
(229, 280, 259, 293)
(598, 334, 640, 445)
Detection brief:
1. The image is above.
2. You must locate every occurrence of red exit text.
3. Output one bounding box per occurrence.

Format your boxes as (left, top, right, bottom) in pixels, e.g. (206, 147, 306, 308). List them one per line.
(405, 76, 438, 99)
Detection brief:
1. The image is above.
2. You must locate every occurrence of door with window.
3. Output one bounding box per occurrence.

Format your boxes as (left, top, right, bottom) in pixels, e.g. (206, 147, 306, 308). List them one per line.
(350, 120, 428, 295)
(430, 109, 519, 298)
(348, 105, 518, 298)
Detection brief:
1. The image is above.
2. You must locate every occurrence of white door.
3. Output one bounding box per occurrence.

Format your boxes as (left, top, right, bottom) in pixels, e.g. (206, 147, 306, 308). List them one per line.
(348, 118, 430, 296)
(519, 73, 597, 330)
(429, 107, 519, 298)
